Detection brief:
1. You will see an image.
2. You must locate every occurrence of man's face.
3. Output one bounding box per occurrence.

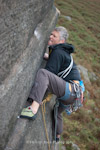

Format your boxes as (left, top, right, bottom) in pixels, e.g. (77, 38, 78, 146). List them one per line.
(48, 30, 64, 46)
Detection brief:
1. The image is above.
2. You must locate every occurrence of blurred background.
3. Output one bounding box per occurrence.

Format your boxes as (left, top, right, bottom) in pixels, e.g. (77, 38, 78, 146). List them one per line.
(54, 0, 100, 149)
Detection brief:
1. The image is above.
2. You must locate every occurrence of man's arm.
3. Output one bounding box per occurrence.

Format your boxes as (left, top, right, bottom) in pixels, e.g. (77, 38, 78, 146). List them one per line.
(43, 46, 49, 60)
(45, 49, 64, 75)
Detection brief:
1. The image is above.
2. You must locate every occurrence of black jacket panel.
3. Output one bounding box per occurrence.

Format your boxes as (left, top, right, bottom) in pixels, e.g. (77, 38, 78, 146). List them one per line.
(45, 43, 81, 81)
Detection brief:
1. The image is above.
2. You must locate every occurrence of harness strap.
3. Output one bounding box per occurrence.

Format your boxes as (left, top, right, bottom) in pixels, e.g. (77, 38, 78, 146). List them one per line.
(58, 55, 73, 78)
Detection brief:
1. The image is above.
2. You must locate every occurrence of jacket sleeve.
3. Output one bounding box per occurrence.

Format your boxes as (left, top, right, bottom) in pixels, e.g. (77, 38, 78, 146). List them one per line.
(45, 49, 64, 75)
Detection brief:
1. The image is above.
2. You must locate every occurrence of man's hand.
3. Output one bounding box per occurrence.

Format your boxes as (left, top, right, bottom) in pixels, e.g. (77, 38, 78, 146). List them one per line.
(44, 53, 49, 60)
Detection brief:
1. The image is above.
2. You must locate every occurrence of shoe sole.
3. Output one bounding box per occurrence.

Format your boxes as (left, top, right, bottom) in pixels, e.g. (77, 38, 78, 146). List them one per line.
(20, 115, 36, 120)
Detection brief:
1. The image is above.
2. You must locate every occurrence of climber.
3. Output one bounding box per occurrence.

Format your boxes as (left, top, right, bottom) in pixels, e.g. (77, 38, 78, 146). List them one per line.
(20, 26, 83, 141)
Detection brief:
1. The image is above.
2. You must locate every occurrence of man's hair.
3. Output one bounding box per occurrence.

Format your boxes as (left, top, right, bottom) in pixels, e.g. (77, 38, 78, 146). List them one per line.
(54, 26, 69, 41)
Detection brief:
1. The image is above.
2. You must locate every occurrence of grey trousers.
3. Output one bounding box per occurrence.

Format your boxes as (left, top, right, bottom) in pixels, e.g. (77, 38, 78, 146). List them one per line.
(29, 68, 67, 135)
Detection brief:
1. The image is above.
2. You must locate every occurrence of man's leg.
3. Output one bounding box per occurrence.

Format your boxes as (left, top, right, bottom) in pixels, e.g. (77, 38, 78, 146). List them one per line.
(29, 68, 66, 104)
(20, 69, 66, 119)
(56, 106, 66, 141)
(29, 68, 66, 114)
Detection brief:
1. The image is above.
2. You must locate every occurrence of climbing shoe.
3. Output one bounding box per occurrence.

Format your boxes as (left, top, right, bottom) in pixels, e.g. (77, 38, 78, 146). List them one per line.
(20, 106, 37, 120)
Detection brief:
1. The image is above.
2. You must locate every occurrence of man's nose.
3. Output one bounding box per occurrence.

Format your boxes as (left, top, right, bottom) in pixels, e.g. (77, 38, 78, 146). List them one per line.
(50, 34, 53, 38)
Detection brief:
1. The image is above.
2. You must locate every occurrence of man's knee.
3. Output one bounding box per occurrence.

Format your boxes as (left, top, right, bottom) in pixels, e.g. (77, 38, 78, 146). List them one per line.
(38, 68, 47, 75)
(38, 68, 52, 76)
(37, 69, 50, 79)
(37, 68, 54, 81)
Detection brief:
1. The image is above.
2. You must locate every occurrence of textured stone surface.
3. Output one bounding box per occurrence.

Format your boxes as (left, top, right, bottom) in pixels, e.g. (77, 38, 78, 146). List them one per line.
(77, 65, 90, 83)
(5, 98, 56, 150)
(0, 0, 59, 149)
(0, 0, 53, 83)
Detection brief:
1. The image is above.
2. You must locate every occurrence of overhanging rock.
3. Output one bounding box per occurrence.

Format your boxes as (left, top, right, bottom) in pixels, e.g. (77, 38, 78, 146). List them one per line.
(0, 0, 59, 149)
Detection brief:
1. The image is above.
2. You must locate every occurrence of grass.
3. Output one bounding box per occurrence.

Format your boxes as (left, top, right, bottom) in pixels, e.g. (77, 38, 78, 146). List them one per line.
(55, 0, 100, 149)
